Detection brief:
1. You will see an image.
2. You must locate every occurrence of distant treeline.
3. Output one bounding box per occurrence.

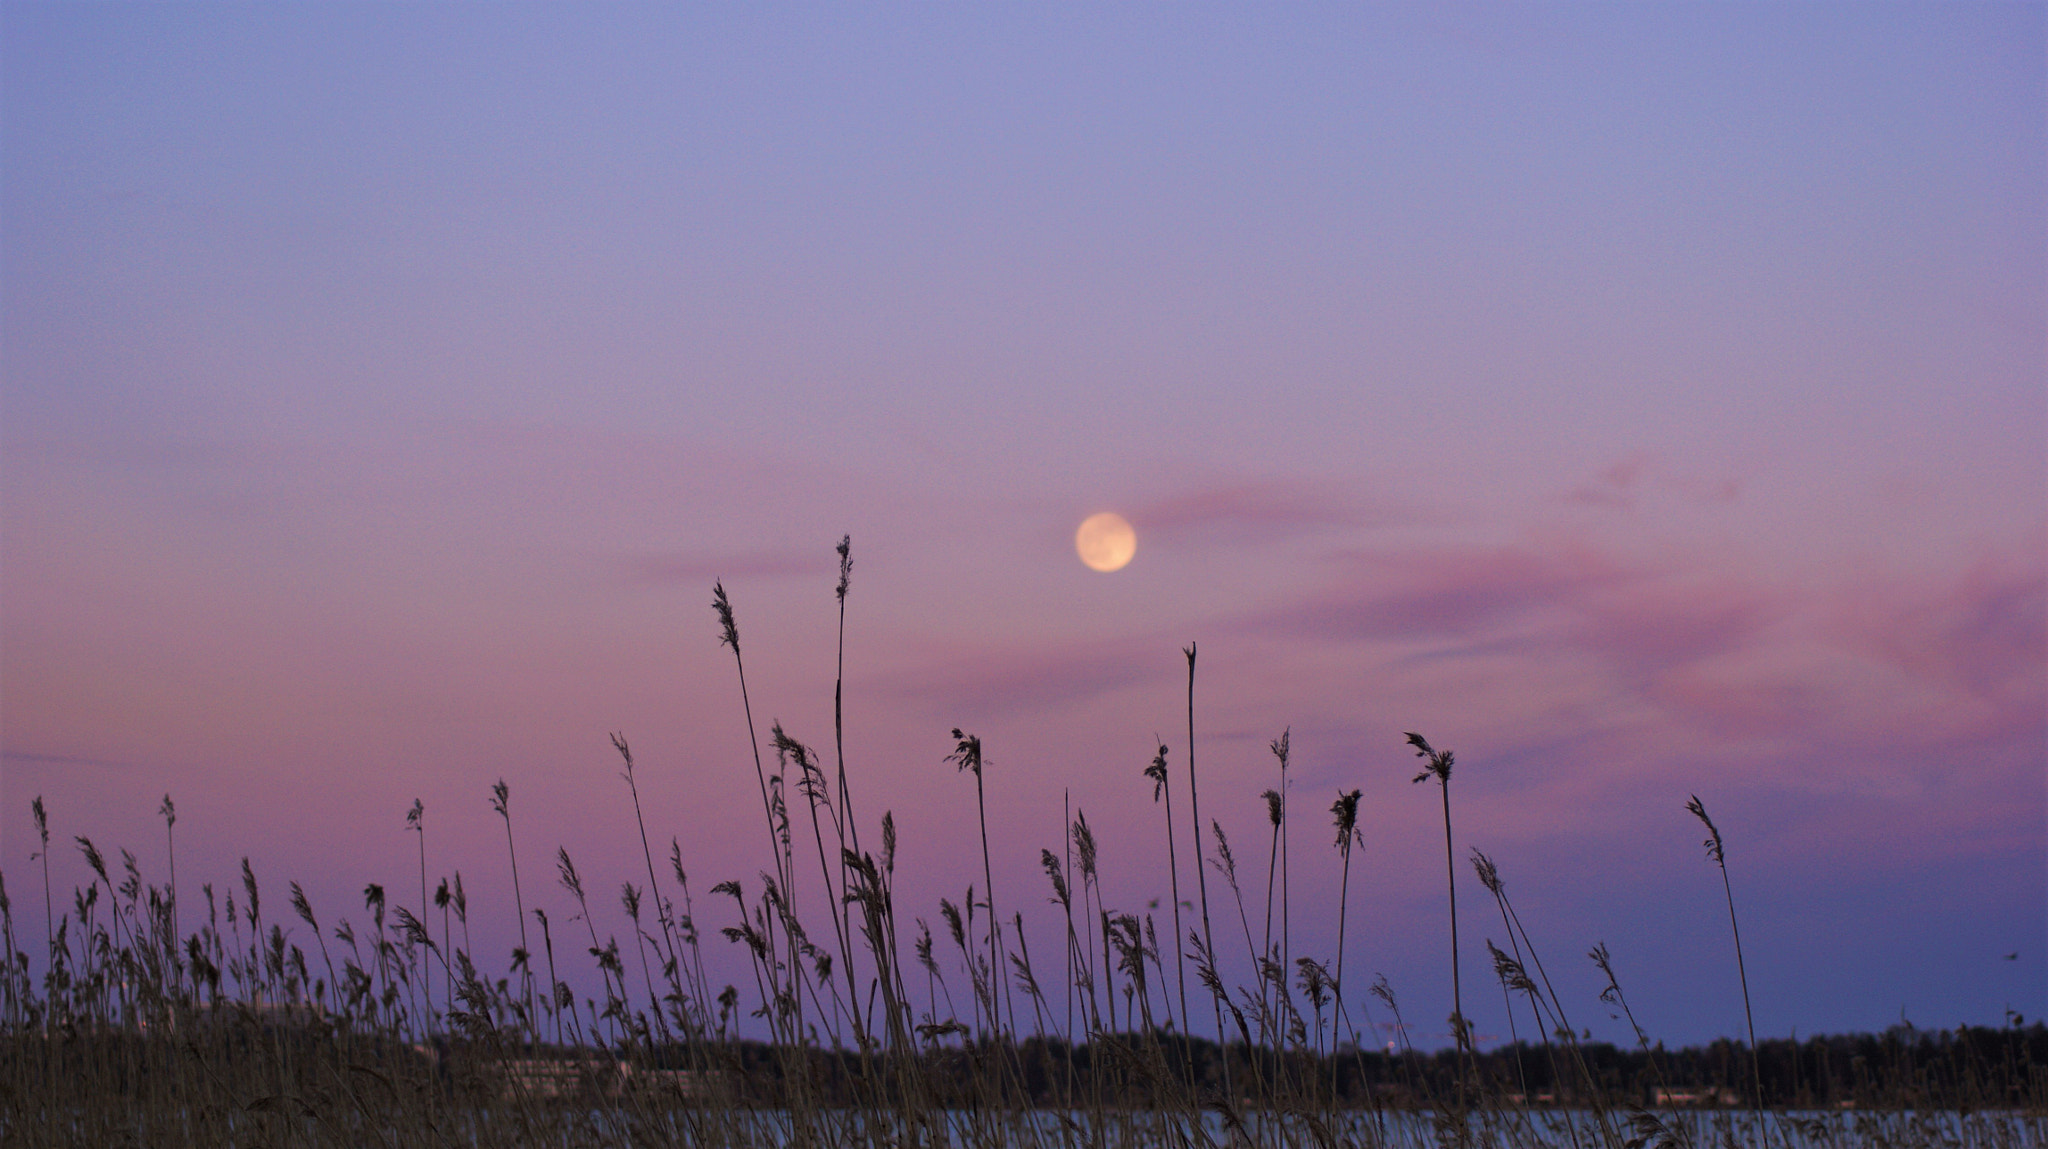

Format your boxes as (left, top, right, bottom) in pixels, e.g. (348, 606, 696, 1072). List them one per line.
(624, 1022, 2048, 1110)
(12, 1017, 2043, 1116)
(250, 1021, 2034, 1111)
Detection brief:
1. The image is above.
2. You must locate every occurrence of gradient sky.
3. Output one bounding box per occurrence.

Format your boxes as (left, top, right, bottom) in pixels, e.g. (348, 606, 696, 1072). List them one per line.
(4, 3, 2042, 1049)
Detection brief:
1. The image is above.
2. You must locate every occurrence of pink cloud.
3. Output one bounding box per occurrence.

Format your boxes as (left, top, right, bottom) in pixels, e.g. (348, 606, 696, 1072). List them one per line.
(1, 749, 146, 772)
(1564, 454, 1742, 511)
(1130, 478, 1385, 545)
(626, 548, 829, 583)
(1243, 533, 2043, 782)
(1253, 537, 1641, 643)
(878, 639, 1166, 721)
(1564, 454, 1651, 508)
(1827, 556, 2046, 744)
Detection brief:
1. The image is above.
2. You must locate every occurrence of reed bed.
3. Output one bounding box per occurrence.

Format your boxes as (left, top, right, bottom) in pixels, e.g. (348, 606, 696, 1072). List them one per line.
(3, 541, 2042, 1148)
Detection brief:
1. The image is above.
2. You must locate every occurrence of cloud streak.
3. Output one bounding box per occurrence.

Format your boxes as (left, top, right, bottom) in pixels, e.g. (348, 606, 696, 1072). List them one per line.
(878, 639, 1166, 722)
(625, 548, 831, 584)
(1243, 533, 2044, 789)
(3, 750, 144, 772)
(1564, 454, 1742, 511)
(1130, 478, 1391, 546)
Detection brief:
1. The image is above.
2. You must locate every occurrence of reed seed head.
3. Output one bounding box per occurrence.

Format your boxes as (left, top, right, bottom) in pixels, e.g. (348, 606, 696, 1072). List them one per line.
(835, 534, 852, 602)
(76, 836, 106, 882)
(1470, 847, 1503, 895)
(1686, 794, 1725, 865)
(1210, 820, 1238, 885)
(1406, 732, 1453, 785)
(1331, 788, 1362, 850)
(1039, 849, 1070, 908)
(940, 899, 966, 950)
(241, 857, 260, 919)
(1144, 743, 1169, 801)
(712, 581, 740, 652)
(556, 848, 585, 901)
(290, 881, 316, 928)
(1487, 939, 1538, 996)
(946, 728, 984, 777)
(1072, 812, 1098, 881)
(1296, 956, 1331, 1010)
(1369, 972, 1398, 1011)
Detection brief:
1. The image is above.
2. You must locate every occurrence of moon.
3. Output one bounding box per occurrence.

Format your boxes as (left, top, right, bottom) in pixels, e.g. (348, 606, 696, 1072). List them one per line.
(1075, 512, 1136, 572)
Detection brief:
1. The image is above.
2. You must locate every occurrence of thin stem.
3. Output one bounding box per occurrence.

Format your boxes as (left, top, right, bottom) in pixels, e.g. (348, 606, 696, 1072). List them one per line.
(1722, 859, 1762, 1112)
(1185, 643, 1228, 1082)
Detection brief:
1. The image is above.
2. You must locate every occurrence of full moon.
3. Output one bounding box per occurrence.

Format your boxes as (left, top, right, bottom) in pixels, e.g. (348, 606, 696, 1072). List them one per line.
(1075, 512, 1137, 572)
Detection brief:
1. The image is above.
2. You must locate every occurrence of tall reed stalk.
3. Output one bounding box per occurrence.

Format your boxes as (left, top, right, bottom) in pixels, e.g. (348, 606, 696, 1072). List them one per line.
(1184, 642, 1228, 1088)
(1143, 742, 1191, 1040)
(405, 798, 432, 1027)
(491, 779, 536, 1036)
(715, 583, 782, 887)
(833, 536, 860, 859)
(32, 797, 52, 977)
(611, 732, 679, 1041)
(1330, 787, 1362, 1099)
(1406, 731, 1470, 1110)
(158, 794, 176, 953)
(1688, 793, 1762, 1113)
(1274, 728, 1291, 1040)
(946, 729, 1003, 1043)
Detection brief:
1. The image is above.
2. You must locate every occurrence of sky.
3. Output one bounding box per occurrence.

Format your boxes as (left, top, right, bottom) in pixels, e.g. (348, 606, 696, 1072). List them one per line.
(3, 3, 2042, 1050)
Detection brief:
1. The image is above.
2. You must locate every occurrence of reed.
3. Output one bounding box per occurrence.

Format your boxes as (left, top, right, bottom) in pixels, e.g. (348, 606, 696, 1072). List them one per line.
(1181, 640, 1237, 1111)
(405, 798, 433, 1024)
(158, 794, 177, 952)
(1330, 787, 1362, 1101)
(1406, 733, 1471, 1081)
(1689, 793, 1763, 1114)
(490, 779, 537, 1036)
(714, 581, 784, 896)
(1143, 741, 1191, 1045)
(32, 796, 51, 982)
(946, 728, 1005, 1046)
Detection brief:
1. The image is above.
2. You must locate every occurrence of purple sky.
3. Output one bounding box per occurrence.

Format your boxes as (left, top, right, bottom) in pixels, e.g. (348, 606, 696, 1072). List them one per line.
(4, 4, 2042, 1048)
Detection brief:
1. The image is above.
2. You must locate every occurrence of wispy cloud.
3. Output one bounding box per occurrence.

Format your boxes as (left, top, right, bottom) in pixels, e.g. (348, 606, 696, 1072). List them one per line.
(1130, 478, 1392, 545)
(1827, 557, 2046, 744)
(1242, 533, 2043, 776)
(1564, 454, 1741, 511)
(1252, 537, 1642, 645)
(879, 640, 1166, 722)
(625, 549, 829, 584)
(2, 750, 142, 772)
